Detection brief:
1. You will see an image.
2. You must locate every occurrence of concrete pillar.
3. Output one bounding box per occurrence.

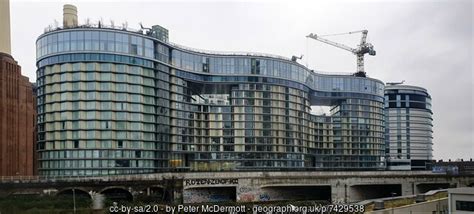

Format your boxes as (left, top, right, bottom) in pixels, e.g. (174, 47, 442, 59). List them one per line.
(0, 0, 11, 54)
(91, 193, 105, 212)
(174, 189, 182, 203)
(331, 181, 347, 203)
(401, 182, 414, 196)
(236, 178, 259, 202)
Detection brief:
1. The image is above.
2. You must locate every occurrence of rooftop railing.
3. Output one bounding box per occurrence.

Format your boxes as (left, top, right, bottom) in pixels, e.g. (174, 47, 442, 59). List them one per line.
(43, 22, 291, 61)
(42, 22, 358, 76)
(168, 42, 291, 61)
(43, 22, 142, 35)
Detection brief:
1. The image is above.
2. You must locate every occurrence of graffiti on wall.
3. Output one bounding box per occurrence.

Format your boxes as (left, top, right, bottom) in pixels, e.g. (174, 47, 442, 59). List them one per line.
(238, 186, 253, 193)
(239, 193, 255, 202)
(259, 193, 270, 201)
(184, 178, 238, 186)
(183, 188, 236, 203)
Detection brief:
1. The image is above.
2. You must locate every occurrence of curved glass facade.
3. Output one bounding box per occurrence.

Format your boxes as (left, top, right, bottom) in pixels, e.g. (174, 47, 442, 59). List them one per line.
(36, 27, 385, 176)
(384, 85, 433, 170)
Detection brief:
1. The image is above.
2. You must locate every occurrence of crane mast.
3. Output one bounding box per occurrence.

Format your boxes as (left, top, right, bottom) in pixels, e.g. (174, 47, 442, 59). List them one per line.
(306, 30, 376, 77)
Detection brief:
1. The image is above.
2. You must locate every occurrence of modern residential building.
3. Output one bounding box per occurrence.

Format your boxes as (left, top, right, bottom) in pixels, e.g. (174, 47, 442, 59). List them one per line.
(35, 5, 387, 176)
(384, 84, 433, 170)
(0, 0, 36, 176)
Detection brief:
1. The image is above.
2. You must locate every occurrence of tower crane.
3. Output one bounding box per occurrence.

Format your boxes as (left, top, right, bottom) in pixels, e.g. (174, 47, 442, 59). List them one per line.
(306, 30, 376, 77)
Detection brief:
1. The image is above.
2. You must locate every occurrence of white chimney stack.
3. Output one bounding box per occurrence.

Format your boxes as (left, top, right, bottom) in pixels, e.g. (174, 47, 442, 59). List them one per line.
(63, 4, 78, 28)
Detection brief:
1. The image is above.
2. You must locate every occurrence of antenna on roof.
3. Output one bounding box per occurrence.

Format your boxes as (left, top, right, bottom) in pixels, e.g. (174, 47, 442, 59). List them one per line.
(53, 19, 59, 29)
(85, 18, 91, 27)
(122, 22, 128, 30)
(98, 17, 103, 28)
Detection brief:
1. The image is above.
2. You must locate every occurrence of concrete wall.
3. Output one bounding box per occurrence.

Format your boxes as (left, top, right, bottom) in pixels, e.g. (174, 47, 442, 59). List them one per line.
(1, 171, 473, 204)
(179, 171, 473, 203)
(369, 198, 448, 214)
(183, 187, 235, 203)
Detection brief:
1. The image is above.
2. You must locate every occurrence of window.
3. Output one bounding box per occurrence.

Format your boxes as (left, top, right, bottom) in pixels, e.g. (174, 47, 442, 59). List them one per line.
(456, 201, 474, 211)
(60, 73, 67, 81)
(116, 74, 126, 82)
(251, 58, 260, 74)
(131, 104, 140, 111)
(72, 112, 79, 119)
(101, 73, 111, 81)
(129, 76, 141, 84)
(135, 151, 141, 158)
(116, 102, 127, 110)
(131, 122, 140, 130)
(116, 122, 126, 129)
(86, 101, 95, 110)
(101, 101, 111, 110)
(101, 83, 111, 91)
(130, 113, 140, 121)
(115, 83, 126, 91)
(116, 93, 127, 102)
(102, 131, 111, 138)
(116, 112, 127, 120)
(118, 141, 123, 148)
(131, 94, 140, 102)
(86, 141, 95, 149)
(223, 137, 234, 144)
(87, 72, 95, 80)
(74, 140, 79, 148)
(129, 85, 140, 92)
(102, 121, 111, 129)
(86, 111, 95, 119)
(115, 160, 130, 167)
(87, 130, 95, 138)
(101, 63, 112, 71)
(131, 44, 138, 55)
(223, 145, 234, 151)
(211, 137, 220, 144)
(87, 82, 95, 90)
(86, 92, 96, 100)
(117, 131, 127, 139)
(70, 82, 79, 91)
(101, 93, 111, 100)
(102, 111, 112, 120)
(60, 83, 68, 91)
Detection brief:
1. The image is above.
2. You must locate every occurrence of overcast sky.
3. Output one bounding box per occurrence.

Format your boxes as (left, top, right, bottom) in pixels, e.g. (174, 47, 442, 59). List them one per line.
(9, 0, 473, 160)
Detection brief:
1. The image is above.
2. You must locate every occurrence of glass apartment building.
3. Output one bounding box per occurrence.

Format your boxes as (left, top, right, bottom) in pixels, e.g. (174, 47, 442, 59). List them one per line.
(384, 84, 433, 170)
(35, 23, 386, 176)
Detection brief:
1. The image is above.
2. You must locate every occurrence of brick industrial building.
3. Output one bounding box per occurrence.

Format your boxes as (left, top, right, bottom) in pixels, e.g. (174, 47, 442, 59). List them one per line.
(0, 0, 36, 176)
